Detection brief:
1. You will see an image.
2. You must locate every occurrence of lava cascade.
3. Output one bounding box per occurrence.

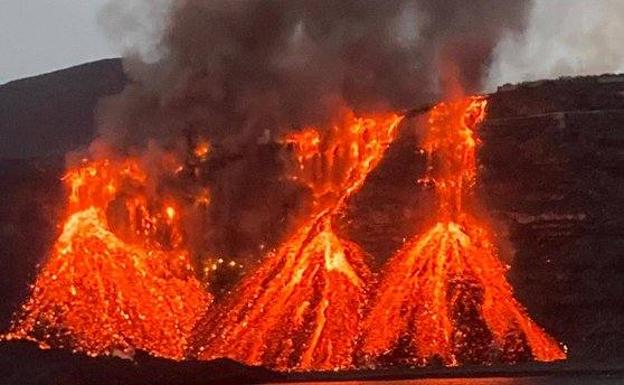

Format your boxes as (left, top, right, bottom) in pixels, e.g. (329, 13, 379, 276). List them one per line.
(189, 110, 403, 371)
(360, 96, 567, 365)
(4, 158, 211, 360)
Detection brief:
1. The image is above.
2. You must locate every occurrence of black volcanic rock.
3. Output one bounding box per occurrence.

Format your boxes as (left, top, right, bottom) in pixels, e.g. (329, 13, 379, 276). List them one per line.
(0, 341, 283, 385)
(3, 340, 622, 385)
(0, 59, 125, 159)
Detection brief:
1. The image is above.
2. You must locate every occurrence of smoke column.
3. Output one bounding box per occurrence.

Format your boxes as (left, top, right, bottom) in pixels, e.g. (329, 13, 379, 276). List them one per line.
(97, 0, 531, 261)
(487, 0, 624, 89)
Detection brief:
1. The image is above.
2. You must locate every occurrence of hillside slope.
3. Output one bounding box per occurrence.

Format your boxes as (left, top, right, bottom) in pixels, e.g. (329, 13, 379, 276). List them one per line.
(0, 59, 125, 159)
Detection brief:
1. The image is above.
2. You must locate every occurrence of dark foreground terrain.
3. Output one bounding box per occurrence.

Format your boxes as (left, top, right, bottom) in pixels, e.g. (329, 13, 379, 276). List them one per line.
(1, 340, 623, 385)
(0, 340, 282, 385)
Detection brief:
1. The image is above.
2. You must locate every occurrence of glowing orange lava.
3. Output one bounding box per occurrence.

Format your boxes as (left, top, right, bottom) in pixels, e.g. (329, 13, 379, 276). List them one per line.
(360, 96, 567, 366)
(4, 158, 211, 360)
(193, 138, 211, 161)
(189, 109, 403, 371)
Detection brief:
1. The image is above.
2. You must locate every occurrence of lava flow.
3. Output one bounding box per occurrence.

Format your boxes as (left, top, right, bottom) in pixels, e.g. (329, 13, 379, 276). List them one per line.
(360, 96, 567, 366)
(4, 158, 211, 360)
(189, 110, 403, 371)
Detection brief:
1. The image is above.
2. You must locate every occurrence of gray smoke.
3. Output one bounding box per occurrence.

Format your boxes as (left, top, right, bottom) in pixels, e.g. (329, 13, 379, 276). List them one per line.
(486, 0, 624, 89)
(95, 0, 531, 261)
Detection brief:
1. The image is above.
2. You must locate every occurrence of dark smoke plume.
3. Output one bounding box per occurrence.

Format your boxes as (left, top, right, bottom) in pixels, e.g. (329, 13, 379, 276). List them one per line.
(96, 0, 531, 265)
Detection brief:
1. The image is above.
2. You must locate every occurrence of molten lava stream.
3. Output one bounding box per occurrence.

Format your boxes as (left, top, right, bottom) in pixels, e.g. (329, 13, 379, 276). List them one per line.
(189, 110, 403, 371)
(360, 96, 566, 366)
(4, 159, 211, 360)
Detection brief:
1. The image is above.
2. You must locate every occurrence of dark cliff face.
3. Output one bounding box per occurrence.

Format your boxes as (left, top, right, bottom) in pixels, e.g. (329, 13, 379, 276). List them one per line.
(480, 75, 624, 362)
(0, 59, 125, 159)
(0, 61, 623, 367)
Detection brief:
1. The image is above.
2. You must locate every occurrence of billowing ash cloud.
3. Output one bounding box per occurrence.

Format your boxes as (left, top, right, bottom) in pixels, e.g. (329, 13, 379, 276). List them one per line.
(487, 0, 624, 89)
(95, 0, 531, 262)
(98, 0, 531, 147)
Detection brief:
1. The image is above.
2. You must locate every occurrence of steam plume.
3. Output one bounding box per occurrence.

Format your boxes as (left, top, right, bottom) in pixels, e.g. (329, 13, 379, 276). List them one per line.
(487, 0, 624, 89)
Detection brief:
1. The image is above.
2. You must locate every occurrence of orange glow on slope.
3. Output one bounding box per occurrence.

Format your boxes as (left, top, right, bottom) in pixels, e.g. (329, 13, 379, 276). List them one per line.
(4, 158, 211, 360)
(189, 110, 403, 371)
(360, 96, 566, 366)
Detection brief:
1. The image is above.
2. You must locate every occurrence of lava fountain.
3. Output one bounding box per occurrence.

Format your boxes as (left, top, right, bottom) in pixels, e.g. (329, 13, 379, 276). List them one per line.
(360, 96, 567, 366)
(3, 158, 211, 360)
(189, 109, 403, 371)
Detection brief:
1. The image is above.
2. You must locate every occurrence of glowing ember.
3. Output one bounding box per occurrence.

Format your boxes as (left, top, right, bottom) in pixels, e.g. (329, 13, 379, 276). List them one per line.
(189, 109, 403, 371)
(193, 139, 211, 161)
(4, 158, 211, 360)
(360, 96, 566, 365)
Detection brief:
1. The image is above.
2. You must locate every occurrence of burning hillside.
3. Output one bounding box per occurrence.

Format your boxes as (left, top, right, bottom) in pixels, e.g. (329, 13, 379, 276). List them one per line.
(2, 97, 569, 371)
(360, 96, 566, 366)
(188, 110, 403, 370)
(4, 158, 211, 360)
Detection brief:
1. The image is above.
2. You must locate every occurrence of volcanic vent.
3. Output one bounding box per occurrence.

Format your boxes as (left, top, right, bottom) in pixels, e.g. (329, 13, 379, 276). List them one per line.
(189, 110, 403, 370)
(4, 158, 211, 360)
(359, 96, 567, 365)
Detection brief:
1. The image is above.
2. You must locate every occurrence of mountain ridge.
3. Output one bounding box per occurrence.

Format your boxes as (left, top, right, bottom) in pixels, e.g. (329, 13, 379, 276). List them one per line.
(0, 58, 126, 159)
